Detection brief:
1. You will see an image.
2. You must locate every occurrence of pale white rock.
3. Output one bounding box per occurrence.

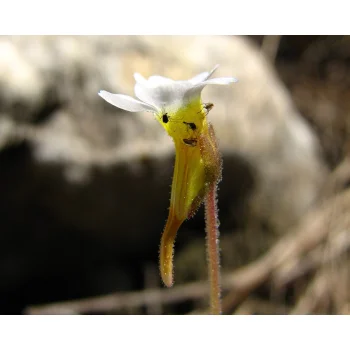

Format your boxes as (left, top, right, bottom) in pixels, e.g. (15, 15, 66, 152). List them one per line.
(0, 36, 327, 258)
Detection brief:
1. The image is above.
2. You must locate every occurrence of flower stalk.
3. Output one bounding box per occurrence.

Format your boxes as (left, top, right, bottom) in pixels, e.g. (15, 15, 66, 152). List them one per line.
(205, 180, 222, 315)
(202, 122, 223, 315)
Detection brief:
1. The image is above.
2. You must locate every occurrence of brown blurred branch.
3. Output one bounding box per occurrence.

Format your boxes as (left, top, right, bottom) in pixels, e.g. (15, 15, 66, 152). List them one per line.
(234, 297, 291, 315)
(291, 268, 332, 314)
(25, 252, 277, 315)
(318, 156, 350, 200)
(272, 229, 350, 288)
(223, 187, 350, 314)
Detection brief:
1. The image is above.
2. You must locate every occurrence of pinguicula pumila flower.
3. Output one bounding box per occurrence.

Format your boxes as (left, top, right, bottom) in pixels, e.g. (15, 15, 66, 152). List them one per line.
(99, 65, 237, 314)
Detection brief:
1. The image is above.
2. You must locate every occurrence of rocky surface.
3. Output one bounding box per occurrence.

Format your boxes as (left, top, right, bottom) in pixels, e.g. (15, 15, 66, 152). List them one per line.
(0, 36, 327, 313)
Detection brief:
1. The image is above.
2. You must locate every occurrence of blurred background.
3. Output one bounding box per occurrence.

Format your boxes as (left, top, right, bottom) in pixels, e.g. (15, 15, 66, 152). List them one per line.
(0, 35, 349, 315)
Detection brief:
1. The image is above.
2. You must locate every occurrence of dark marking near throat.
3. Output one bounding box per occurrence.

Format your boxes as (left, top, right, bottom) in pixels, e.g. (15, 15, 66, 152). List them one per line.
(162, 113, 169, 123)
(197, 102, 214, 115)
(183, 121, 197, 130)
(203, 102, 214, 113)
(183, 138, 198, 147)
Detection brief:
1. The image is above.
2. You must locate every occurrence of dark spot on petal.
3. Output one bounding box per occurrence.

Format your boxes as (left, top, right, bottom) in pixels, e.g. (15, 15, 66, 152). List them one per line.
(183, 138, 197, 147)
(162, 113, 169, 123)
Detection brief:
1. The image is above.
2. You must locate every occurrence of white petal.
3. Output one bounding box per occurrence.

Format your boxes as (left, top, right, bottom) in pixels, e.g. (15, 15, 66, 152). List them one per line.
(190, 71, 210, 84)
(134, 72, 174, 86)
(98, 90, 157, 112)
(131, 67, 237, 112)
(184, 76, 238, 101)
(134, 82, 156, 106)
(135, 81, 193, 108)
(203, 77, 239, 85)
(147, 75, 174, 85)
(190, 64, 220, 84)
(134, 74, 179, 107)
(134, 73, 148, 85)
(207, 64, 220, 79)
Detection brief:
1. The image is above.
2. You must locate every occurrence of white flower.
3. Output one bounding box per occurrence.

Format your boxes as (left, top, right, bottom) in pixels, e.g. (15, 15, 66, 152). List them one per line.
(98, 65, 238, 114)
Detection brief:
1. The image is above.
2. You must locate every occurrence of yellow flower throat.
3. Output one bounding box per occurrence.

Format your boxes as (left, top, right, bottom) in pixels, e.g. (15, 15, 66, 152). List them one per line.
(157, 98, 222, 287)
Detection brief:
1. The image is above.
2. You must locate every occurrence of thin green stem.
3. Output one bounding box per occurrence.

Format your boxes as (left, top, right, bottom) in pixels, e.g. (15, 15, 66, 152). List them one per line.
(204, 182, 222, 315)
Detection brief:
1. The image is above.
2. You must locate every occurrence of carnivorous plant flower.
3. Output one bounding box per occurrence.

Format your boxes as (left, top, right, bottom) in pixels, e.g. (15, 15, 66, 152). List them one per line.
(99, 65, 237, 314)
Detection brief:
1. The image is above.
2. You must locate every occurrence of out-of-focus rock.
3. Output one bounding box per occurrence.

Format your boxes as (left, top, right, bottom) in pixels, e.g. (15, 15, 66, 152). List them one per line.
(0, 36, 327, 312)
